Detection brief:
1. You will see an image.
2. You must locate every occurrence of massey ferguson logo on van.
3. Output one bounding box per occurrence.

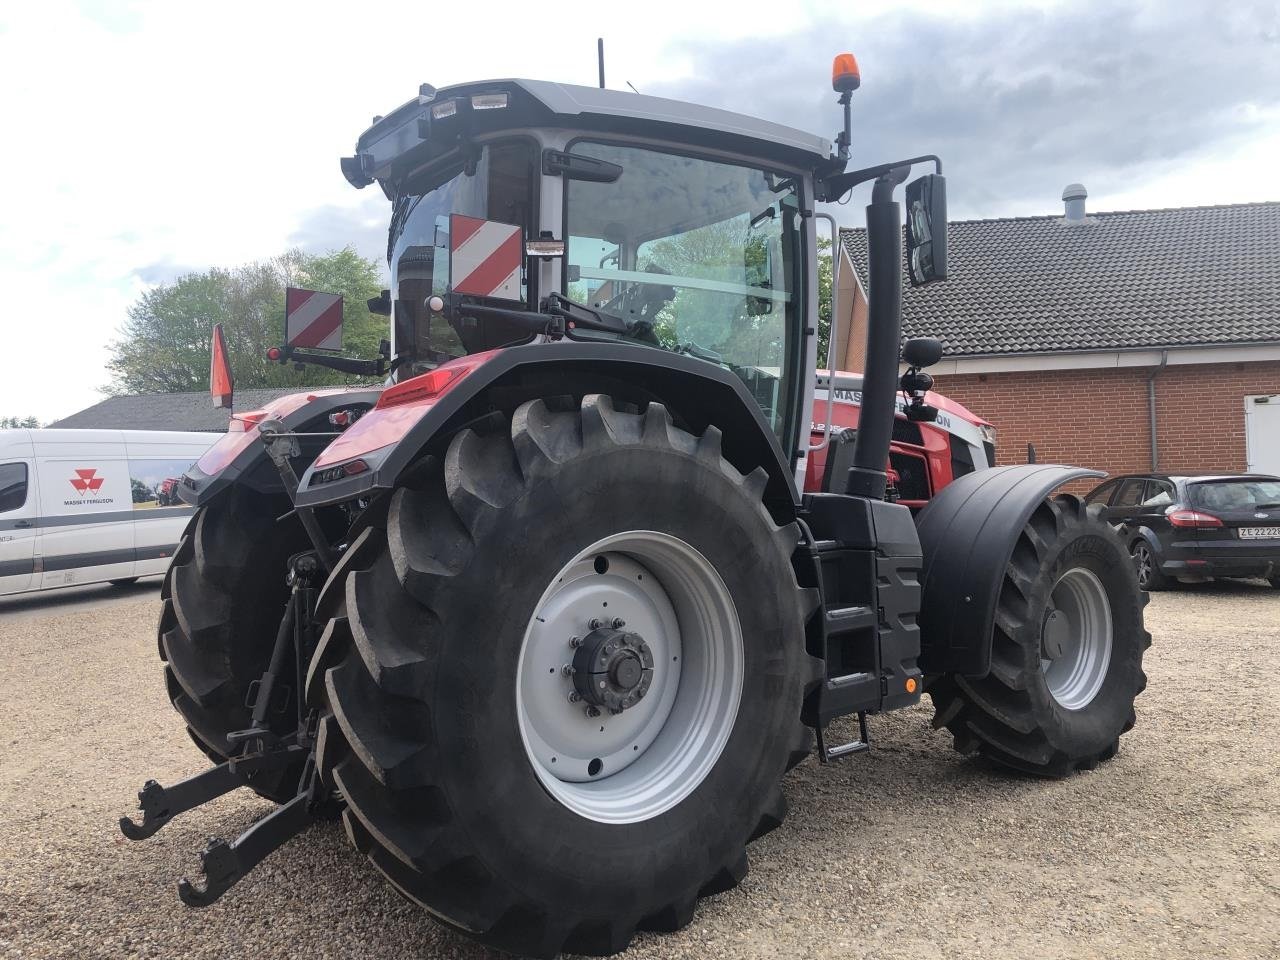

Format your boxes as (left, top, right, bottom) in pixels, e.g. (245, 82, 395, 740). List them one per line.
(64, 467, 114, 507)
(69, 468, 104, 495)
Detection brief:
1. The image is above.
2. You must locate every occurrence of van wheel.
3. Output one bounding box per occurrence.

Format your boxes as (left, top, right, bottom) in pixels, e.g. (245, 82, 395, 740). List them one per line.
(158, 488, 311, 803)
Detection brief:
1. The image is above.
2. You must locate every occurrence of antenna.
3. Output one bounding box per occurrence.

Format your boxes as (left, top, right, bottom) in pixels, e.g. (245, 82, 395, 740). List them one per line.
(626, 80, 640, 94)
(597, 38, 605, 89)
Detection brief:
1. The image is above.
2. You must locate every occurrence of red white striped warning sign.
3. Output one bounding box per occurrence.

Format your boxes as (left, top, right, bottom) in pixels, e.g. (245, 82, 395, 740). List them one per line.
(285, 287, 344, 351)
(449, 214, 522, 301)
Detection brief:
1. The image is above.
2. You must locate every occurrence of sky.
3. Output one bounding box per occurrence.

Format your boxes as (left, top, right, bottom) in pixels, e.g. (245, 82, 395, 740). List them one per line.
(1, 0, 1277, 423)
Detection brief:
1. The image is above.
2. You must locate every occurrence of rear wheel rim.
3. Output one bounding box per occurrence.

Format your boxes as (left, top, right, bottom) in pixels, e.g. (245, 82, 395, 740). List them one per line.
(1132, 543, 1152, 587)
(1040, 567, 1114, 710)
(516, 531, 743, 824)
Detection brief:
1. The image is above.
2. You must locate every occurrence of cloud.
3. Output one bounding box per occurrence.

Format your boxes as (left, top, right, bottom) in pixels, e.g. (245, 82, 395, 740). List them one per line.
(132, 260, 200, 286)
(287, 196, 391, 277)
(651, 0, 1280, 219)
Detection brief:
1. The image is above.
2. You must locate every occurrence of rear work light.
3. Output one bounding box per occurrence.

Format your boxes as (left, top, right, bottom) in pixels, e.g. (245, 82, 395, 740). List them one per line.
(470, 93, 509, 110)
(431, 99, 458, 120)
(1167, 508, 1224, 528)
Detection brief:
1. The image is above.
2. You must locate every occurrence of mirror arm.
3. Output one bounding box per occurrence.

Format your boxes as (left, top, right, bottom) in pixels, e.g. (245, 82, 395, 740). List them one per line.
(275, 347, 387, 377)
(817, 154, 942, 202)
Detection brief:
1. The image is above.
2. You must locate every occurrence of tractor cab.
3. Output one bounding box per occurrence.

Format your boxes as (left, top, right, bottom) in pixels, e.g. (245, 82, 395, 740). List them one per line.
(344, 78, 831, 461)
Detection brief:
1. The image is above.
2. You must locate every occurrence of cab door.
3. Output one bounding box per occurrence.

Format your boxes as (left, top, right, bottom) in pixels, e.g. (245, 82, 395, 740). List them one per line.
(0, 451, 37, 595)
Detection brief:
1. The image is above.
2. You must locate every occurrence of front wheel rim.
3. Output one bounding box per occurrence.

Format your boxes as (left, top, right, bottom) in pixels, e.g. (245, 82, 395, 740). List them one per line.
(516, 531, 743, 824)
(1040, 567, 1114, 710)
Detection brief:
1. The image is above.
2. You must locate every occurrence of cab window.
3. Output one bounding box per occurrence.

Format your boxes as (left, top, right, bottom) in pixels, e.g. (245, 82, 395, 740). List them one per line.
(0, 462, 28, 513)
(563, 141, 803, 445)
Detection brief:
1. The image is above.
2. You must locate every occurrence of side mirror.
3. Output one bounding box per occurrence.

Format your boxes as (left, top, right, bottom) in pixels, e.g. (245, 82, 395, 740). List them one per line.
(905, 174, 947, 286)
(367, 289, 392, 316)
(902, 336, 943, 368)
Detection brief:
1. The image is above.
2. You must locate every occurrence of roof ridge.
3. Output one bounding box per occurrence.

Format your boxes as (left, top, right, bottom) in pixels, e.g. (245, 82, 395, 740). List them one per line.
(839, 199, 1280, 234)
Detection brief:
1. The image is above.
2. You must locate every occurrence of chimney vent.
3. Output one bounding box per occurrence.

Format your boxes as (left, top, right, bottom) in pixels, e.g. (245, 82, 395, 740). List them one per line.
(1062, 183, 1088, 222)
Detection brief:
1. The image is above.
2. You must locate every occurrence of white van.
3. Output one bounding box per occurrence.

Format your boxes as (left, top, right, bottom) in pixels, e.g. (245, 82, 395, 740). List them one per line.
(0, 429, 218, 596)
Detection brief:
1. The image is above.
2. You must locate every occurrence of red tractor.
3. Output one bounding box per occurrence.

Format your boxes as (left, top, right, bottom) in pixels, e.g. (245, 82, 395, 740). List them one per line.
(122, 56, 1148, 957)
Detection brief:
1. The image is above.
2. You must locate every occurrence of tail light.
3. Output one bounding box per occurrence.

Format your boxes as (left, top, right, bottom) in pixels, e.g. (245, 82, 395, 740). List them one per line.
(1167, 508, 1223, 528)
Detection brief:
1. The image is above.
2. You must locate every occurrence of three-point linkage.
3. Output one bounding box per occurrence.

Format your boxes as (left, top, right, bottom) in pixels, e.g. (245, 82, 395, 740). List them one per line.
(120, 450, 334, 908)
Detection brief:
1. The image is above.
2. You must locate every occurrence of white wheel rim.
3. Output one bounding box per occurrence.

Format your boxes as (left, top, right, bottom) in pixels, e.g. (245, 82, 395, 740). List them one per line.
(516, 531, 743, 824)
(1040, 567, 1114, 710)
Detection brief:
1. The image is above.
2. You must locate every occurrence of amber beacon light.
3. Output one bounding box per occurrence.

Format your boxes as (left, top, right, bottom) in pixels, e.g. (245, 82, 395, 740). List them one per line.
(832, 52, 861, 93)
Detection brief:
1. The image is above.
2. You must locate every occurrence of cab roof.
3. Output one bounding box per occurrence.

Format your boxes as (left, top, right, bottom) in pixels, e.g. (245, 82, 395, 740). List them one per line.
(348, 78, 836, 196)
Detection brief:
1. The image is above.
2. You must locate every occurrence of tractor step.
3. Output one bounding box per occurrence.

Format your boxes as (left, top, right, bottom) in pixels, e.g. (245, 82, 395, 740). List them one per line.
(814, 711, 870, 763)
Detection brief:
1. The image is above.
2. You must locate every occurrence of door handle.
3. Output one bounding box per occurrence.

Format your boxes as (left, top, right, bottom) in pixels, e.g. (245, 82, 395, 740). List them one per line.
(13, 520, 32, 528)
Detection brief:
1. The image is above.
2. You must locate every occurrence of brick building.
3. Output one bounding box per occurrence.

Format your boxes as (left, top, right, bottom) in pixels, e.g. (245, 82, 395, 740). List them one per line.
(836, 191, 1280, 483)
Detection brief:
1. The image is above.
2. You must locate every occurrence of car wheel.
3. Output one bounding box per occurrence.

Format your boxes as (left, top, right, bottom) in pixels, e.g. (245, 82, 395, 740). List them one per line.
(1130, 540, 1169, 591)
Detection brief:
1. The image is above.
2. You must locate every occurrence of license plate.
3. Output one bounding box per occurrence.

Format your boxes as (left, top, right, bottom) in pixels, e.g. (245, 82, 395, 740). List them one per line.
(1239, 526, 1280, 540)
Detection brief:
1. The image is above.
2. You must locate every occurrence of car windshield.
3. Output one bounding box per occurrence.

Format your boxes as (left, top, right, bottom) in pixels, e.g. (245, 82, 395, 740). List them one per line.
(564, 141, 804, 441)
(1190, 479, 1280, 510)
(389, 140, 535, 378)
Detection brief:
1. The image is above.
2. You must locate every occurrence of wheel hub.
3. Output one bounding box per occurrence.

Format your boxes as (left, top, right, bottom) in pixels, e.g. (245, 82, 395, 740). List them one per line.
(572, 626, 655, 713)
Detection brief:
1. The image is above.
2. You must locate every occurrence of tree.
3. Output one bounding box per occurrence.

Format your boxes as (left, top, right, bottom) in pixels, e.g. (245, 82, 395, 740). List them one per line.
(816, 236, 833, 369)
(0, 416, 40, 429)
(106, 248, 385, 395)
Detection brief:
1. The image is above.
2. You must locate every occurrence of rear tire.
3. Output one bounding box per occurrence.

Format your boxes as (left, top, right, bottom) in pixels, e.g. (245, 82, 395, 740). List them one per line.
(309, 395, 819, 957)
(930, 496, 1150, 777)
(158, 488, 310, 803)
(1130, 539, 1170, 591)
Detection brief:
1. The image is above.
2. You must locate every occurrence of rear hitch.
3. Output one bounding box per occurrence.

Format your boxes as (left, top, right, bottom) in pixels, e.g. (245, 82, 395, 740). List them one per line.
(177, 786, 316, 907)
(123, 546, 335, 906)
(119, 745, 304, 841)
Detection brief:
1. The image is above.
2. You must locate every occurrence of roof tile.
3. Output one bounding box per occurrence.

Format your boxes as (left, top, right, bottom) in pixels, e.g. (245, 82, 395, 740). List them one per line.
(840, 201, 1280, 356)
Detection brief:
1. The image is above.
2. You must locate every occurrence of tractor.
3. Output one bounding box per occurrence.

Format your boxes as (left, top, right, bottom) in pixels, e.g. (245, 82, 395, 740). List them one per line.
(122, 54, 1149, 957)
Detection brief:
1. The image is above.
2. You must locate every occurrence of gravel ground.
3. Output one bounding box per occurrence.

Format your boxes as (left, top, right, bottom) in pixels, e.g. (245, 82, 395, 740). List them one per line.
(1, 581, 1277, 960)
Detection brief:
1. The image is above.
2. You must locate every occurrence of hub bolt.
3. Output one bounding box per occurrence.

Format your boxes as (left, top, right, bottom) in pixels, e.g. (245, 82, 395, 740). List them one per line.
(568, 692, 581, 703)
(585, 705, 601, 718)
(562, 664, 574, 677)
(569, 636, 582, 648)
(589, 618, 604, 630)
(611, 617, 626, 629)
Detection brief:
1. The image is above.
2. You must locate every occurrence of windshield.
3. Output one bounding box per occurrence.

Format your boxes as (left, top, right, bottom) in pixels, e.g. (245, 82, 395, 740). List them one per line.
(389, 139, 535, 378)
(564, 141, 804, 441)
(1190, 478, 1280, 510)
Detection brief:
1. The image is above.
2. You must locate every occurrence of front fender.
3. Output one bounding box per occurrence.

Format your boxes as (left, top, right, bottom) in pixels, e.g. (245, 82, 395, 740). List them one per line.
(915, 464, 1104, 677)
(179, 388, 383, 507)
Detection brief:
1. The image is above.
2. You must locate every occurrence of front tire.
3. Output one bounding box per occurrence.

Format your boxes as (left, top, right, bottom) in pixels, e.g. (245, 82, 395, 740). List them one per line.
(309, 395, 818, 957)
(930, 496, 1150, 777)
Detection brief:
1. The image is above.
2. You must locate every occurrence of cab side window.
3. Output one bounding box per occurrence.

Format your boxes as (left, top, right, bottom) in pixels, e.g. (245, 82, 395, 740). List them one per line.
(0, 462, 28, 512)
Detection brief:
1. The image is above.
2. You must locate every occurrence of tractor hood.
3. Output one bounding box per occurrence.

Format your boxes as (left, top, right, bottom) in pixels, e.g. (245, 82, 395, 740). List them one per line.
(343, 78, 836, 198)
